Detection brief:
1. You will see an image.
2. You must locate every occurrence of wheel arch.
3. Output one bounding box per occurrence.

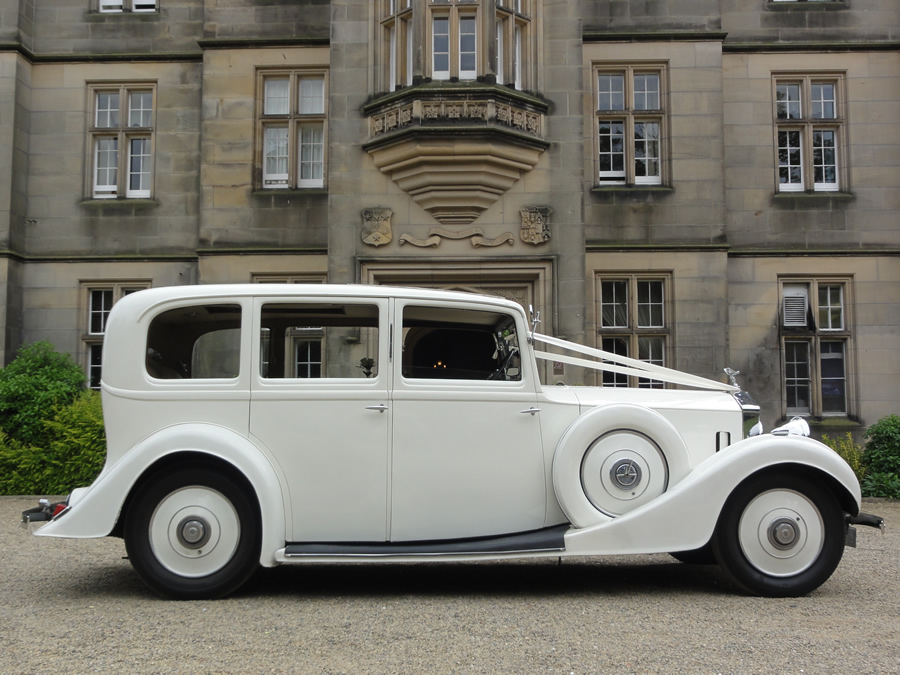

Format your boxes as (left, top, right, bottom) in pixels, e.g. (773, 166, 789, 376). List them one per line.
(37, 423, 287, 568)
(114, 451, 262, 538)
(721, 462, 859, 523)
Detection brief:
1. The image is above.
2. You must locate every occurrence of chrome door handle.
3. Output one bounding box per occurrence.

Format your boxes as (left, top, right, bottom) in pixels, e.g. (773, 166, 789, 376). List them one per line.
(519, 407, 541, 416)
(365, 404, 389, 413)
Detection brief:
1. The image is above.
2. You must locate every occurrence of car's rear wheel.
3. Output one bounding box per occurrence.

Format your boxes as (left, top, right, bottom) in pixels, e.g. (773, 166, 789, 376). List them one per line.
(124, 467, 260, 599)
(712, 473, 845, 597)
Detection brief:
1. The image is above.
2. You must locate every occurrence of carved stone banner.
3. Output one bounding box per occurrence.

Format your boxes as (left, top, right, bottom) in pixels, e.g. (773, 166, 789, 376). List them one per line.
(520, 206, 552, 245)
(399, 226, 516, 248)
(361, 208, 393, 247)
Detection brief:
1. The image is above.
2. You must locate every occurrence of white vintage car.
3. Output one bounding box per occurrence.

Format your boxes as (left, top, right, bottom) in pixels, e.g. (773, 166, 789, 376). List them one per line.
(24, 285, 883, 599)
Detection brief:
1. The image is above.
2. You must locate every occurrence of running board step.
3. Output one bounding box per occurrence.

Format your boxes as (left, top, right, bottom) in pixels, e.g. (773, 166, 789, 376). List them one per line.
(284, 524, 569, 558)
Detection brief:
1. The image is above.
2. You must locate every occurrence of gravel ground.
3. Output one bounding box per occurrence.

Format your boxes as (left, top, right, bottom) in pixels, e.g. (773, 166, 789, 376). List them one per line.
(1, 496, 898, 674)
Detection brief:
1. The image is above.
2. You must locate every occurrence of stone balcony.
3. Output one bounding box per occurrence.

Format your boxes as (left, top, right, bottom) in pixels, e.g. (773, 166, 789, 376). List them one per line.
(363, 84, 550, 226)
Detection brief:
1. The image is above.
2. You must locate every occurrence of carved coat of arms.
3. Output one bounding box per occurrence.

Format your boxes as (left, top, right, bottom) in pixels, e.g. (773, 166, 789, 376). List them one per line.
(361, 208, 393, 247)
(520, 206, 551, 245)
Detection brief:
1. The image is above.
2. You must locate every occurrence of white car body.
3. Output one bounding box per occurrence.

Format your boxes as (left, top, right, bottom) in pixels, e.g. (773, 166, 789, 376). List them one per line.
(30, 284, 872, 598)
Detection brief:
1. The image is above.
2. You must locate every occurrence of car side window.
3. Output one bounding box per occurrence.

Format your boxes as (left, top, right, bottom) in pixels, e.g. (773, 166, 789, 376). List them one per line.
(259, 302, 379, 379)
(402, 305, 521, 381)
(146, 304, 242, 379)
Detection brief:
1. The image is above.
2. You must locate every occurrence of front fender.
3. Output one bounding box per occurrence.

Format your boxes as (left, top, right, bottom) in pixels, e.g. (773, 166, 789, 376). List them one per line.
(34, 424, 286, 568)
(564, 434, 861, 556)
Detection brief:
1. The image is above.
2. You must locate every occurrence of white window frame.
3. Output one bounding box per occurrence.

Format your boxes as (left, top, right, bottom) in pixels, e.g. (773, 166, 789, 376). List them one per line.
(258, 70, 328, 190)
(597, 274, 671, 389)
(83, 282, 151, 389)
(774, 74, 844, 193)
(88, 84, 155, 199)
(382, 0, 413, 91)
(495, 0, 529, 89)
(780, 278, 852, 417)
(99, 0, 157, 13)
(594, 65, 666, 187)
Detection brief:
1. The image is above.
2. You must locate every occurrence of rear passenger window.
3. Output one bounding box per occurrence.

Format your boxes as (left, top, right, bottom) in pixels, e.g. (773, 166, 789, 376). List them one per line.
(402, 306, 521, 381)
(260, 303, 379, 379)
(146, 304, 242, 379)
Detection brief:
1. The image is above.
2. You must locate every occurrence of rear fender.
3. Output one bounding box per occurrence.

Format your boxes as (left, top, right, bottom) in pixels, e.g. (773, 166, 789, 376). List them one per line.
(34, 424, 286, 568)
(564, 434, 861, 556)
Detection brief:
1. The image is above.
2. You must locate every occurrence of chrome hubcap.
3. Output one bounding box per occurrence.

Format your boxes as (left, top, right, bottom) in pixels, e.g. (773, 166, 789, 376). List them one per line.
(768, 516, 800, 550)
(177, 517, 210, 549)
(611, 459, 642, 490)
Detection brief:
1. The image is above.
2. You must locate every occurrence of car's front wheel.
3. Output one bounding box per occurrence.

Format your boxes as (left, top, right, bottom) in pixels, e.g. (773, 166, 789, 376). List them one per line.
(712, 473, 845, 597)
(124, 466, 261, 599)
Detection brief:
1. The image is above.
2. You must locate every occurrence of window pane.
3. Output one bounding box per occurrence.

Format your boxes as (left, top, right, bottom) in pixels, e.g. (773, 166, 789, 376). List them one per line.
(597, 74, 625, 111)
(598, 120, 625, 177)
(637, 336, 664, 389)
(260, 303, 379, 379)
(296, 340, 323, 378)
(264, 79, 290, 115)
(147, 304, 242, 379)
(433, 17, 450, 76)
(601, 337, 629, 387)
(263, 126, 289, 186)
(90, 289, 114, 334)
(402, 306, 520, 381)
(818, 284, 843, 330)
(128, 91, 152, 128)
(778, 130, 803, 188)
(459, 16, 477, 76)
(633, 73, 660, 111)
(820, 341, 846, 413)
(812, 130, 837, 188)
(811, 83, 835, 119)
(776, 83, 801, 120)
(96, 92, 120, 128)
(299, 77, 325, 115)
(634, 121, 660, 181)
(637, 280, 664, 328)
(94, 138, 118, 195)
(601, 280, 628, 327)
(785, 341, 811, 413)
(299, 123, 324, 184)
(89, 344, 104, 390)
(127, 138, 152, 195)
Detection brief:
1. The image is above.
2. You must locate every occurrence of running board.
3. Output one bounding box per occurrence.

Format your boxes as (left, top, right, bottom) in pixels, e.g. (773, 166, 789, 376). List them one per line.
(283, 524, 569, 558)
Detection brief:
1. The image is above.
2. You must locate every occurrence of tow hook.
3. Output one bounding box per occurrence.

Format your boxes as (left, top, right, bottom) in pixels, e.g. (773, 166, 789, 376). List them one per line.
(844, 512, 886, 548)
(21, 499, 67, 527)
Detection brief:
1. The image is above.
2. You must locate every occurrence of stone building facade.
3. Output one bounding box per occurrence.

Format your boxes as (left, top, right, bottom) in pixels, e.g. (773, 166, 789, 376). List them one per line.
(0, 0, 897, 432)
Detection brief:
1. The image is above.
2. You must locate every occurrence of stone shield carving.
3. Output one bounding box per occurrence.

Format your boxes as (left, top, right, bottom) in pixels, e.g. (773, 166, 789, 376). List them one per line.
(520, 206, 551, 245)
(361, 208, 393, 247)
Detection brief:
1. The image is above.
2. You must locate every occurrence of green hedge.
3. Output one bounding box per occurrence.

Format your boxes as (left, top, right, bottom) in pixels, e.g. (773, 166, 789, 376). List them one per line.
(0, 341, 86, 447)
(0, 342, 105, 496)
(0, 390, 106, 495)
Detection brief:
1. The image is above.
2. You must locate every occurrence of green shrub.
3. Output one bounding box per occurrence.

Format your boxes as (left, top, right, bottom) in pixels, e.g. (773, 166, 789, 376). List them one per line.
(0, 341, 86, 447)
(861, 472, 900, 500)
(863, 414, 900, 476)
(0, 390, 106, 495)
(821, 431, 866, 483)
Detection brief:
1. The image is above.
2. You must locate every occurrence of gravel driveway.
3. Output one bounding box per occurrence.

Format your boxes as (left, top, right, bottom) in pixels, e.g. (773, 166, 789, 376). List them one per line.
(2, 496, 897, 674)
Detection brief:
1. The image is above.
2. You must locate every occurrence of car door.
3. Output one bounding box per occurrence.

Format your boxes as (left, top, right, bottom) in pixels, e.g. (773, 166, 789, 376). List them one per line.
(389, 300, 547, 542)
(249, 296, 391, 542)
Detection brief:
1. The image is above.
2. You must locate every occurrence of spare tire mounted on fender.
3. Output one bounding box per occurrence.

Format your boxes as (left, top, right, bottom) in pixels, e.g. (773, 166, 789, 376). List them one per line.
(552, 404, 692, 528)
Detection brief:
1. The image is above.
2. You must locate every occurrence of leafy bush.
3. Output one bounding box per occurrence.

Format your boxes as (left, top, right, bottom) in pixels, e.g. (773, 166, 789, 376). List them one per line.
(0, 341, 86, 447)
(821, 432, 866, 483)
(0, 390, 106, 495)
(863, 414, 900, 476)
(861, 472, 900, 500)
